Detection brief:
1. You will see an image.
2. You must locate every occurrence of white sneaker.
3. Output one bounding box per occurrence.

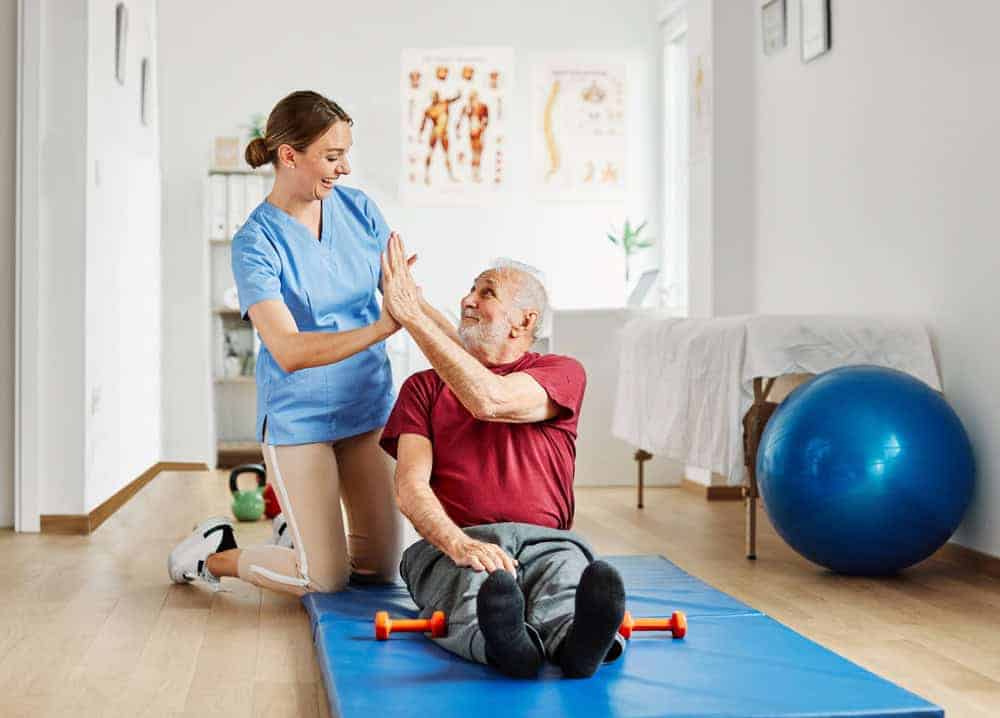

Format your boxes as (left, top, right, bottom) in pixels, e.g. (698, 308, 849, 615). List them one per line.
(168, 516, 237, 584)
(271, 513, 294, 549)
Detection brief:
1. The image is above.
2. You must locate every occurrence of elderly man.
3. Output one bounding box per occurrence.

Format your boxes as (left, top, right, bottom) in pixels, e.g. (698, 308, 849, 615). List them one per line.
(378, 234, 626, 679)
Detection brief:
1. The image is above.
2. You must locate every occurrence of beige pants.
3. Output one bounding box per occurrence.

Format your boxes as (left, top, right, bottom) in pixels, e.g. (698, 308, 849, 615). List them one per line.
(237, 428, 404, 596)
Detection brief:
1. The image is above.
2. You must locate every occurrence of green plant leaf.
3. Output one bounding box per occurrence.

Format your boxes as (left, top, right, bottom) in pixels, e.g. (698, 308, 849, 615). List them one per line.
(607, 233, 618, 246)
(246, 113, 267, 140)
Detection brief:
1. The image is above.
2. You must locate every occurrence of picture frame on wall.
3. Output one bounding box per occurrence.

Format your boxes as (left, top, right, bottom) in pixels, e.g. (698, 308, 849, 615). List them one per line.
(140, 58, 150, 125)
(801, 0, 831, 62)
(761, 0, 787, 56)
(115, 3, 128, 84)
(213, 137, 242, 170)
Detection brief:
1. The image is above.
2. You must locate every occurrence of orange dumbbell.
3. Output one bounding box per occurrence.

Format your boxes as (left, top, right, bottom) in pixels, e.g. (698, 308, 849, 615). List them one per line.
(619, 610, 687, 639)
(374, 610, 448, 640)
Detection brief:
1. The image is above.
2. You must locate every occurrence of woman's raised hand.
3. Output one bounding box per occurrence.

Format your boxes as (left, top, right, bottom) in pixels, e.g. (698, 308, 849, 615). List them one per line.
(376, 293, 403, 337)
(376, 232, 420, 336)
(380, 232, 424, 326)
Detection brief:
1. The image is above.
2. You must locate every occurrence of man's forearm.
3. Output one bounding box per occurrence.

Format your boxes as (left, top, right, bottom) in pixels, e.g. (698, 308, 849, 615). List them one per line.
(420, 299, 462, 346)
(404, 315, 502, 418)
(397, 479, 467, 556)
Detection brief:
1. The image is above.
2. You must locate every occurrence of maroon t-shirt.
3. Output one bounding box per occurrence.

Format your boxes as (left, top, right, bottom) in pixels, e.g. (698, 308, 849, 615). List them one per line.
(379, 352, 586, 530)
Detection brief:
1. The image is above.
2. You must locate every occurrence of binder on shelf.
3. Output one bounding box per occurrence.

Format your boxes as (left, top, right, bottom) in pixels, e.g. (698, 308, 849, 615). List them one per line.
(244, 174, 261, 220)
(227, 174, 246, 239)
(210, 175, 227, 239)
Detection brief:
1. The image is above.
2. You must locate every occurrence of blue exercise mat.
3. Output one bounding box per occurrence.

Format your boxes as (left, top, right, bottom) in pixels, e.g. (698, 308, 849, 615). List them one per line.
(302, 555, 942, 718)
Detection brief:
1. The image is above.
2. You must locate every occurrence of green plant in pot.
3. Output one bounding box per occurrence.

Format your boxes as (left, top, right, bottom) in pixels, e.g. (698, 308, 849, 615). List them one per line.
(245, 113, 266, 141)
(240, 113, 267, 164)
(607, 219, 654, 286)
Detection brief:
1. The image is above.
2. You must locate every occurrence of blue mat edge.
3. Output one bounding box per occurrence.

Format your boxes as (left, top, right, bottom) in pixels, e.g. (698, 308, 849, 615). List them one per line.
(311, 619, 343, 718)
(302, 555, 945, 718)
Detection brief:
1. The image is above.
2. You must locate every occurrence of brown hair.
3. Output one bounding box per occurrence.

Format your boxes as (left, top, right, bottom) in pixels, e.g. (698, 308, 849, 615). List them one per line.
(245, 90, 353, 168)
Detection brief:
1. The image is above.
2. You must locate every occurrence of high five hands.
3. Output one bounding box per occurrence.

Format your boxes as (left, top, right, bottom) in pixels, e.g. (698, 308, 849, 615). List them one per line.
(380, 232, 424, 329)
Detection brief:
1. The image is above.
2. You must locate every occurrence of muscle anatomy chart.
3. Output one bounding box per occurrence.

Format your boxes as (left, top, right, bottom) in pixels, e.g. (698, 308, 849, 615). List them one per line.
(401, 47, 513, 205)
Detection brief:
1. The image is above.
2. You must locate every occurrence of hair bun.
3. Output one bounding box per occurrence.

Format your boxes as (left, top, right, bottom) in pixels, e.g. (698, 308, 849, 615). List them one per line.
(244, 137, 272, 168)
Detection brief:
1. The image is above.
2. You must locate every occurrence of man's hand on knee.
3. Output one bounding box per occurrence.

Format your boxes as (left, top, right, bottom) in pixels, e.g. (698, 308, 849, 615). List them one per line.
(448, 537, 518, 575)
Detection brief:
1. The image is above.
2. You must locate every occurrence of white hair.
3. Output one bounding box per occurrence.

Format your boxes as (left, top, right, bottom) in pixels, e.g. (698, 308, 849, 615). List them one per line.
(488, 258, 550, 340)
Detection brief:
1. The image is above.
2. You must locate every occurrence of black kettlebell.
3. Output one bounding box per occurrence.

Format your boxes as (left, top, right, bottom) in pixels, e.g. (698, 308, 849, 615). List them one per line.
(230, 464, 266, 521)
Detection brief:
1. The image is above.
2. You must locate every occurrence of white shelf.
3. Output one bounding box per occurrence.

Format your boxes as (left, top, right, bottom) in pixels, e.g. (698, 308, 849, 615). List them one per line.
(215, 376, 255, 385)
(208, 169, 268, 458)
(209, 167, 274, 177)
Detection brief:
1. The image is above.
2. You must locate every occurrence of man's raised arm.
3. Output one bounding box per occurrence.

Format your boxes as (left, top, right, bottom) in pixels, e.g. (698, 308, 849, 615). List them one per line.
(381, 235, 559, 423)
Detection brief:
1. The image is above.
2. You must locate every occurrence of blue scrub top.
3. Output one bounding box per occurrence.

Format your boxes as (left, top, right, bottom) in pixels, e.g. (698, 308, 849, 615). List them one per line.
(231, 186, 394, 446)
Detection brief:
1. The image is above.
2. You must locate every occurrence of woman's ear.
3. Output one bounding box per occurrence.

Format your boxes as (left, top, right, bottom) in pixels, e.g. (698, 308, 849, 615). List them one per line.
(276, 144, 297, 169)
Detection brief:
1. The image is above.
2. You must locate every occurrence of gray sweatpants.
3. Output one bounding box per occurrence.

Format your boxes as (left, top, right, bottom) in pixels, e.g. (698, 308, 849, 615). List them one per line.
(400, 522, 627, 666)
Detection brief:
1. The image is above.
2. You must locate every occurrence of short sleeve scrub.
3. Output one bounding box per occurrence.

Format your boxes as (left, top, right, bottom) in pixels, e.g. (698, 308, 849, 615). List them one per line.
(231, 185, 393, 446)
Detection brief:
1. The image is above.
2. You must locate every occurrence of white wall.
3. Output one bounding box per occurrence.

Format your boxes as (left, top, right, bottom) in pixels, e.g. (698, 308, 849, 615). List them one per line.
(682, 0, 756, 318)
(753, 1, 1000, 556)
(552, 309, 682, 487)
(0, 0, 15, 527)
(710, 0, 755, 316)
(159, 0, 663, 464)
(83, 0, 162, 511)
(19, 0, 162, 521)
(684, 0, 714, 317)
(35, 0, 89, 515)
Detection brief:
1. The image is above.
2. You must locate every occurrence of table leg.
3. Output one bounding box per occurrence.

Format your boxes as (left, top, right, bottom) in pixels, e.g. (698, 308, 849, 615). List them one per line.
(745, 489, 758, 560)
(743, 377, 777, 560)
(634, 450, 652, 509)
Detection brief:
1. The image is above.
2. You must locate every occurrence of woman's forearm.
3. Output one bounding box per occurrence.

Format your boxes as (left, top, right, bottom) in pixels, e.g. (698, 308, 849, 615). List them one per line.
(273, 320, 394, 372)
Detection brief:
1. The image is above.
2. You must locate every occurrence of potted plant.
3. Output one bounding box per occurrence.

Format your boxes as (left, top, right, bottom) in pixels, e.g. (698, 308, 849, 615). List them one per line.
(245, 113, 266, 142)
(607, 219, 654, 285)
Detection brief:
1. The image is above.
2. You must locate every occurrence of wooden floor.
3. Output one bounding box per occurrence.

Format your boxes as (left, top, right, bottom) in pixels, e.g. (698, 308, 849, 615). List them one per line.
(1, 471, 999, 717)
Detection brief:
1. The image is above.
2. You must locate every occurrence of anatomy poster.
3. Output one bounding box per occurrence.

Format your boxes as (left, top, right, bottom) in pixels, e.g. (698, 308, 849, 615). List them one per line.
(532, 59, 627, 201)
(400, 47, 513, 205)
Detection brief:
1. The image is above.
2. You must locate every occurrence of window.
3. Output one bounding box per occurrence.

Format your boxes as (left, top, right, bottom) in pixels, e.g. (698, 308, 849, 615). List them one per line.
(661, 14, 689, 315)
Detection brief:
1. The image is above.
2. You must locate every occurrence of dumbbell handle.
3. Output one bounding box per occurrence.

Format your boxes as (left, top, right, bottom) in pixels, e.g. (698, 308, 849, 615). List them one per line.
(619, 610, 687, 639)
(374, 610, 447, 640)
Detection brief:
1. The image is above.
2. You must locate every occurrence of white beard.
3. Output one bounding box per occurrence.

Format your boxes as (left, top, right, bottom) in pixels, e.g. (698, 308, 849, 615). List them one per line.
(458, 315, 510, 353)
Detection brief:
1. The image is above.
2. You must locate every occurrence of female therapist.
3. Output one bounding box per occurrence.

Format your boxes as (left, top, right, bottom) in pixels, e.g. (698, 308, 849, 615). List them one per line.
(168, 90, 450, 595)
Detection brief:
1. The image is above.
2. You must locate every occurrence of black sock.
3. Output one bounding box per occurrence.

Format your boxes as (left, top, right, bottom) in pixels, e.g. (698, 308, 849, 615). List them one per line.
(557, 560, 626, 678)
(477, 571, 543, 678)
(207, 524, 238, 553)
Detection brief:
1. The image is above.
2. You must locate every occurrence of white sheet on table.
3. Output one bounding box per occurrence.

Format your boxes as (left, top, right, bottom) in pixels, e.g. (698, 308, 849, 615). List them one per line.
(612, 315, 940, 486)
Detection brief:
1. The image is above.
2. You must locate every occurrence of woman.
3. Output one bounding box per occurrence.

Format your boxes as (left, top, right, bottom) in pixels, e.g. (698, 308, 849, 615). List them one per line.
(168, 90, 451, 595)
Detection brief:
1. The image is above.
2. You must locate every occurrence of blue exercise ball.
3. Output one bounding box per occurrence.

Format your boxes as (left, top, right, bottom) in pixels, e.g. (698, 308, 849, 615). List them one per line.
(757, 365, 974, 575)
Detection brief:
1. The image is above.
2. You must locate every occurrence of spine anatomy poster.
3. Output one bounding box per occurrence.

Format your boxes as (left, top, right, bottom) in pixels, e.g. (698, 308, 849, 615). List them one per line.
(400, 47, 513, 205)
(532, 59, 627, 201)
